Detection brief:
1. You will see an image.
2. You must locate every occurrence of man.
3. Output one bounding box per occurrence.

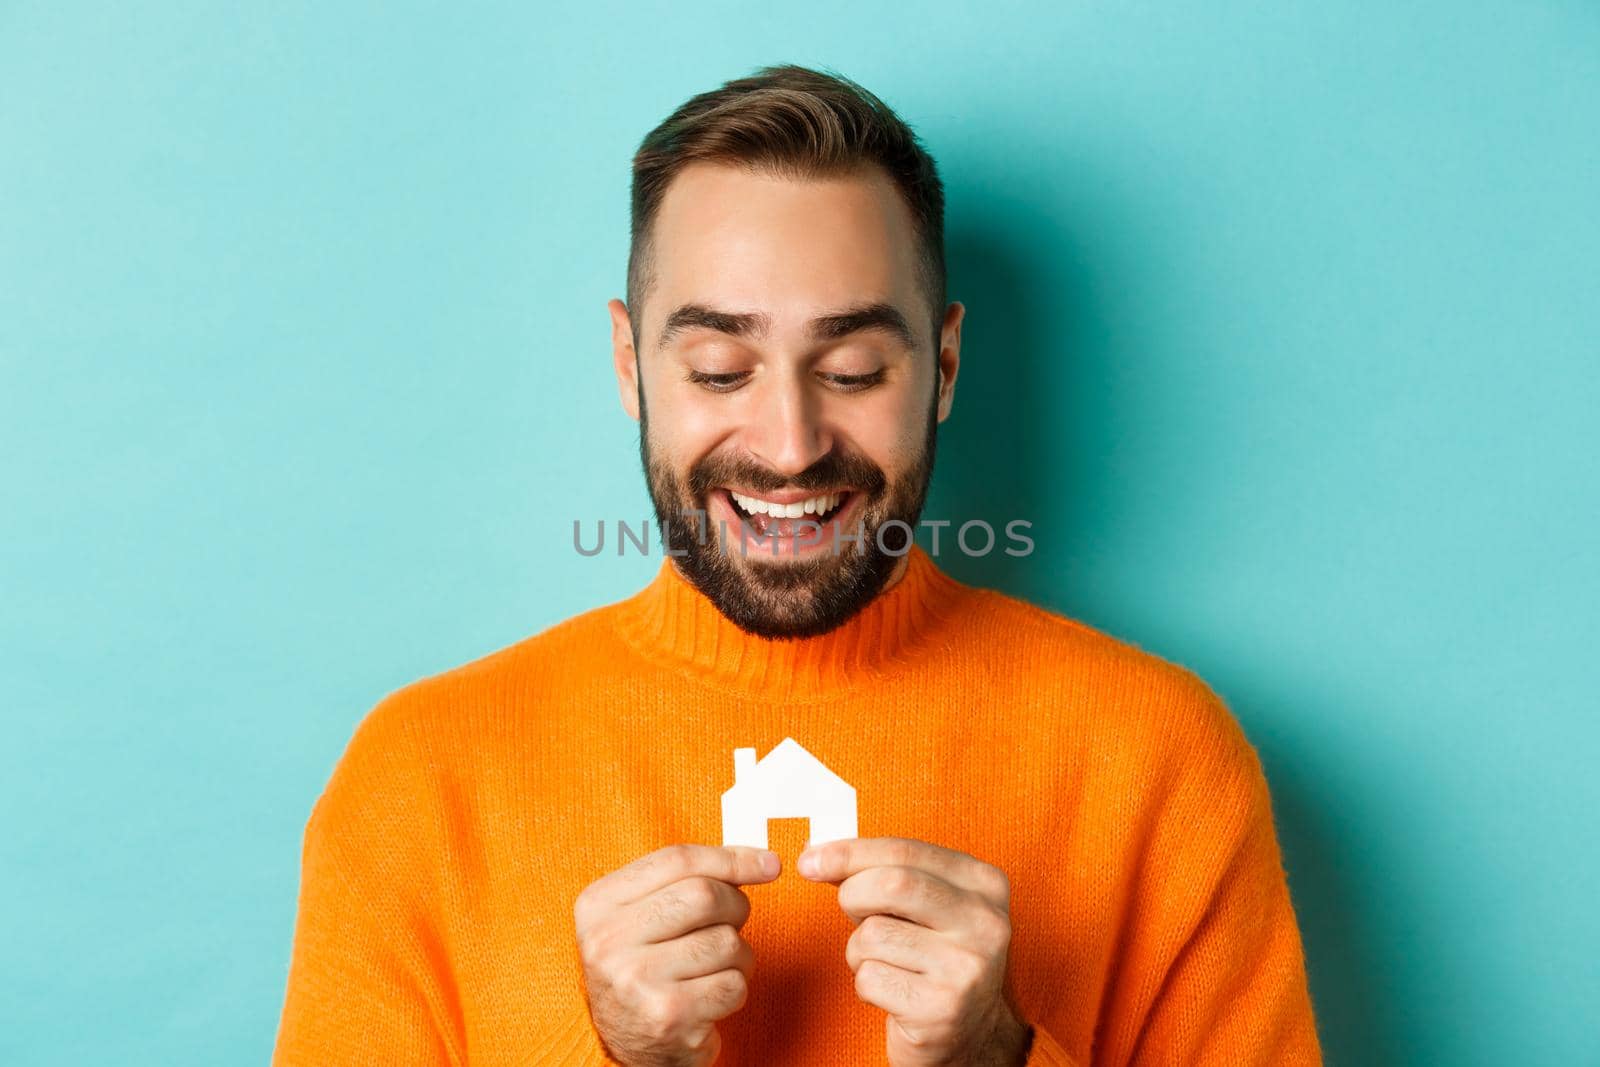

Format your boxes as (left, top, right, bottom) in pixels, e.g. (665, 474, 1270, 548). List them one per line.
(272, 65, 1322, 1065)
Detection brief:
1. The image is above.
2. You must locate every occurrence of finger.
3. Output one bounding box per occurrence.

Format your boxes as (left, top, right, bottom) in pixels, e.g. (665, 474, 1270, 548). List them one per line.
(688, 1026, 721, 1067)
(632, 876, 752, 944)
(845, 914, 935, 975)
(654, 922, 755, 982)
(670, 1017, 720, 1067)
(837, 865, 972, 933)
(852, 958, 926, 1018)
(798, 837, 1008, 908)
(594, 844, 781, 909)
(681, 966, 750, 1023)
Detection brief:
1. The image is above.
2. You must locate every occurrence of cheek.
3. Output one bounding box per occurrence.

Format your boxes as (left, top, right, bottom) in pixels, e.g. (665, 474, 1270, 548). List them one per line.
(676, 404, 737, 458)
(836, 389, 927, 464)
(644, 383, 736, 464)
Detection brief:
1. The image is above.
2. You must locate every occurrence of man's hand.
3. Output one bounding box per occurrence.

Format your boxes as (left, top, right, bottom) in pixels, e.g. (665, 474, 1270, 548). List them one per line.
(574, 844, 781, 1066)
(798, 836, 1032, 1067)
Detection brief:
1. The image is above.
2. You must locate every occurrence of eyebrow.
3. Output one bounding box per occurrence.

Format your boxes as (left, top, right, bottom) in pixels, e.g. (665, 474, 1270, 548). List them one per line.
(655, 301, 918, 352)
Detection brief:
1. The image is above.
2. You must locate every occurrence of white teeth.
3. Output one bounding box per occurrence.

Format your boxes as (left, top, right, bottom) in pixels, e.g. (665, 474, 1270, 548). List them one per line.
(730, 490, 844, 518)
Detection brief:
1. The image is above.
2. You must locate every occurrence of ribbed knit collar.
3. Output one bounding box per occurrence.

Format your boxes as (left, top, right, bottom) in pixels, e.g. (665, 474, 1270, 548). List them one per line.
(613, 544, 969, 700)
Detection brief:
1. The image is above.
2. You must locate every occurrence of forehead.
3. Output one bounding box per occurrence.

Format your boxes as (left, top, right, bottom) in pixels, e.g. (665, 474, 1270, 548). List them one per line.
(646, 161, 924, 328)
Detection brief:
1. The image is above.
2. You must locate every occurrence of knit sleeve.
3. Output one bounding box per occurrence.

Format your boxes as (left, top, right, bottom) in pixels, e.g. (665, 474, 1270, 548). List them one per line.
(270, 698, 468, 1066)
(1023, 1022, 1085, 1065)
(1127, 722, 1323, 1065)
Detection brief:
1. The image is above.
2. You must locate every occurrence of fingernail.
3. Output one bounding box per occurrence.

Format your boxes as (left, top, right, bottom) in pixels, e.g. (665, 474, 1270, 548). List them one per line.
(797, 849, 818, 877)
(760, 849, 780, 877)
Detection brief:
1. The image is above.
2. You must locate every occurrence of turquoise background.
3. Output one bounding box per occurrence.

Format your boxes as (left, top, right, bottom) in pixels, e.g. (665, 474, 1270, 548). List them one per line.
(2, 2, 1595, 1063)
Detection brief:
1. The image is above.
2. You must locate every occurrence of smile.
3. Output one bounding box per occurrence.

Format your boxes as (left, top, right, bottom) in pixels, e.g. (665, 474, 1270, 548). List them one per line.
(715, 487, 861, 549)
(727, 489, 849, 522)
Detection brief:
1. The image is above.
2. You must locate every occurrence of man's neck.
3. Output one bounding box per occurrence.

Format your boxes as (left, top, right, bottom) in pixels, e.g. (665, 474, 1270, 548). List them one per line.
(620, 544, 961, 699)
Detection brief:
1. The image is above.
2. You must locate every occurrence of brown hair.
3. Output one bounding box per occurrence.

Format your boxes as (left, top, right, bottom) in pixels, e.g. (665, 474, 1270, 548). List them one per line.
(627, 63, 946, 351)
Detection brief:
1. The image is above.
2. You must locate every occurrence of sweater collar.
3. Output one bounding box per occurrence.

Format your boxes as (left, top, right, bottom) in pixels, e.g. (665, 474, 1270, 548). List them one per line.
(613, 544, 968, 699)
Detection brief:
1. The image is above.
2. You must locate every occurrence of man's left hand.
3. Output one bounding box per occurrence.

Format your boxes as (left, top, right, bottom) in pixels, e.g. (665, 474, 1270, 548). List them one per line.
(797, 836, 1032, 1067)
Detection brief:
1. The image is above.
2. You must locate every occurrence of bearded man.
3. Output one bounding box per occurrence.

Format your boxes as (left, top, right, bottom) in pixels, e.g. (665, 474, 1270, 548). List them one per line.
(273, 64, 1323, 1067)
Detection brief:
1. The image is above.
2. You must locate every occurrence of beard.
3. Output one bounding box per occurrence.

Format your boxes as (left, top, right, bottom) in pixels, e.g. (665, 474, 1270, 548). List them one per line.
(639, 385, 939, 640)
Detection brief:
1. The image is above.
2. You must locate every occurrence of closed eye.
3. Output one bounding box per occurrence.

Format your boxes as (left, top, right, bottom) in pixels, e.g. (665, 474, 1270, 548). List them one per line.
(685, 369, 750, 393)
(820, 369, 886, 393)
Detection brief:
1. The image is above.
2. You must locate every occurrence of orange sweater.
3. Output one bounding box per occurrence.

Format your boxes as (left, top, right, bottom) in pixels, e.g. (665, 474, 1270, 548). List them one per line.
(272, 545, 1322, 1065)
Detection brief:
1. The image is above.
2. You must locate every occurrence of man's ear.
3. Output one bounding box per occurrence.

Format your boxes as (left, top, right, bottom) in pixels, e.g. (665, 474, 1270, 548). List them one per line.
(935, 301, 964, 423)
(608, 298, 640, 421)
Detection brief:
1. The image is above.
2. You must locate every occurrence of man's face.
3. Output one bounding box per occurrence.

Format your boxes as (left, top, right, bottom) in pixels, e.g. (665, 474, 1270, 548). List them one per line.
(609, 162, 962, 638)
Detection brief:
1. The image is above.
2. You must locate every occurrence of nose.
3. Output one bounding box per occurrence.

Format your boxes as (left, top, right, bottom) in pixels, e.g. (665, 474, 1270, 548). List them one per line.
(742, 370, 832, 479)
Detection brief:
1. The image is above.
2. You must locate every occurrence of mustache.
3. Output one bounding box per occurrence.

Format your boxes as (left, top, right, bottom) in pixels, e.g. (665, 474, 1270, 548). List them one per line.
(686, 449, 889, 499)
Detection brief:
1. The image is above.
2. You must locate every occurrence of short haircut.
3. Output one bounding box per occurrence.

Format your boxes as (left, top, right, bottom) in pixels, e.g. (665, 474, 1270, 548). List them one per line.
(627, 63, 946, 352)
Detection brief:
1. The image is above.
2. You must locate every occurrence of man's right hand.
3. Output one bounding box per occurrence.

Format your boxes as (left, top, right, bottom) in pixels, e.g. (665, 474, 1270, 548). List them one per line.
(574, 844, 782, 1066)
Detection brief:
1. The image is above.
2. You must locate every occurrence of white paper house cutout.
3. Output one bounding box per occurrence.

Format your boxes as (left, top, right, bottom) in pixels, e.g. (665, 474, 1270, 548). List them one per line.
(720, 737, 858, 849)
